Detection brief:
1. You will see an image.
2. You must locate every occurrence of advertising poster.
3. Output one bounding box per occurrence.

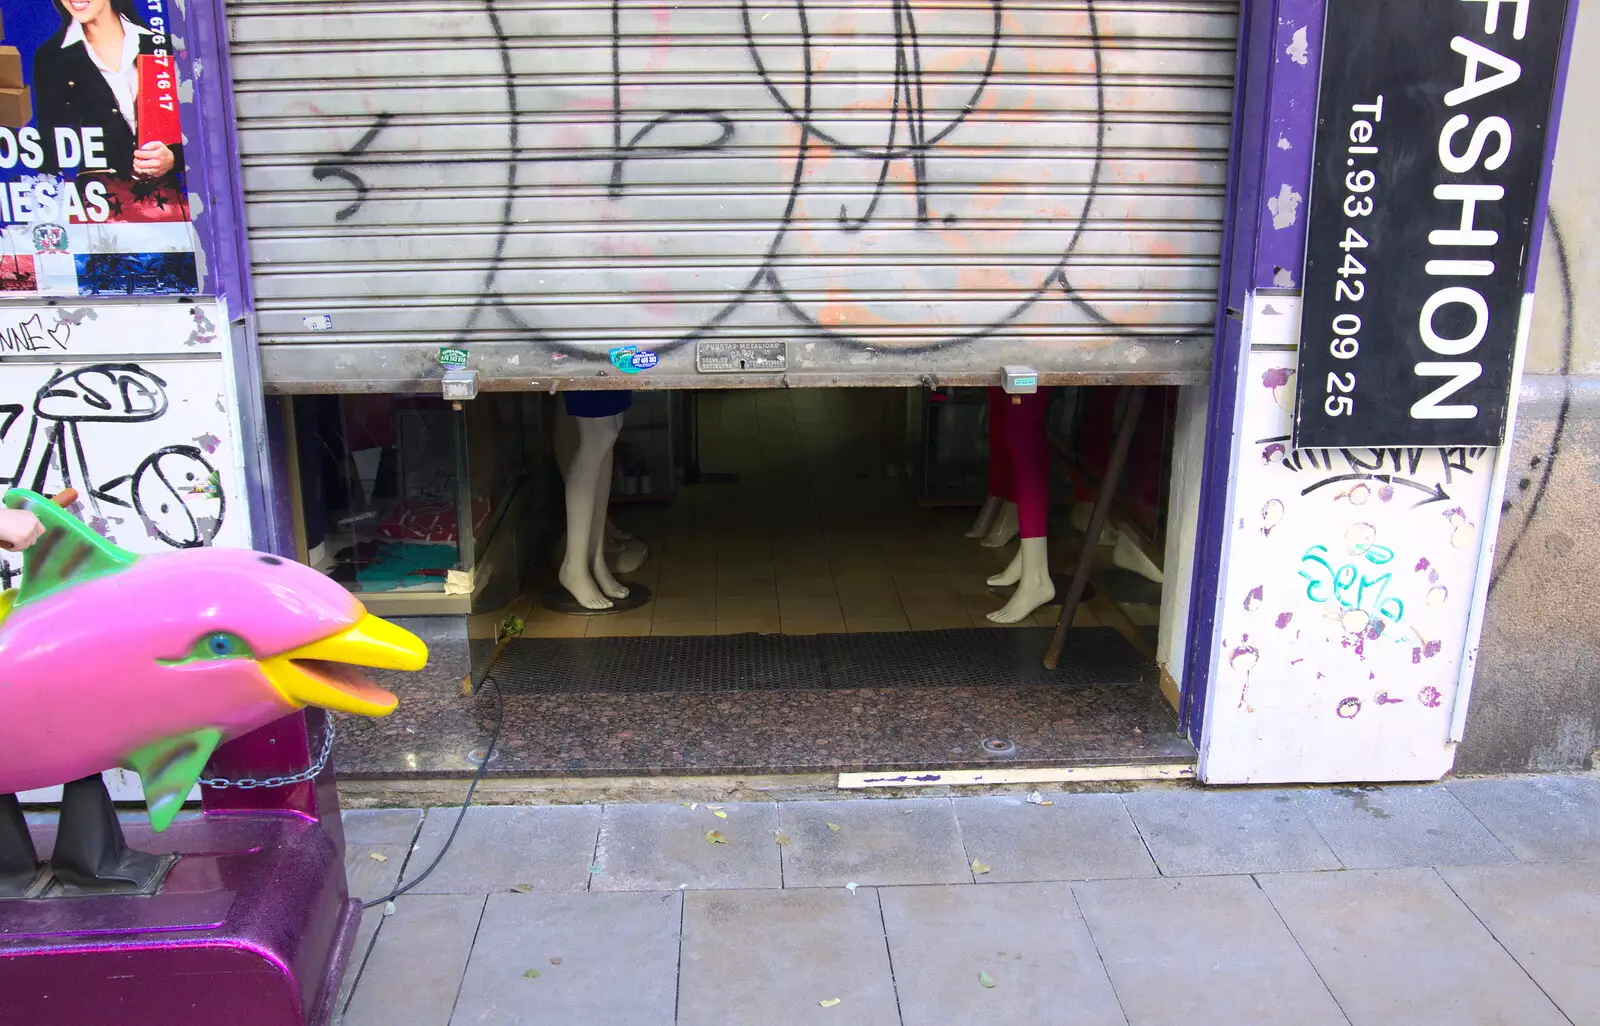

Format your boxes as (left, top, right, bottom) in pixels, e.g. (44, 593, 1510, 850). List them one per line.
(0, 0, 195, 297)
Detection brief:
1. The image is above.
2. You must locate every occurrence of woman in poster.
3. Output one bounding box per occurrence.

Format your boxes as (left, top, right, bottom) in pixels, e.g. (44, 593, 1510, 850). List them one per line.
(31, 0, 179, 182)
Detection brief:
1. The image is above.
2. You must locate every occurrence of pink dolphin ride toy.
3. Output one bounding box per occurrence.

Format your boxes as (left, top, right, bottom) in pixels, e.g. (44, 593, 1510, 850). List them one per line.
(0, 487, 427, 896)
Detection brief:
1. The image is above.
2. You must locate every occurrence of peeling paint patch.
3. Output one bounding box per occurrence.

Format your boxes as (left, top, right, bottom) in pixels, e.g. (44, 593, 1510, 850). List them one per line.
(1268, 183, 1303, 230)
(1418, 686, 1443, 708)
(1377, 484, 1394, 502)
(1376, 692, 1403, 706)
(1260, 499, 1284, 536)
(1277, 136, 1292, 150)
(1286, 26, 1310, 64)
(1262, 442, 1287, 465)
(1275, 612, 1294, 629)
(1336, 697, 1362, 719)
(1426, 585, 1448, 607)
(1345, 522, 1377, 552)
(1244, 585, 1264, 611)
(1261, 367, 1291, 389)
(1341, 608, 1371, 634)
(1415, 557, 1430, 572)
(1273, 267, 1296, 287)
(193, 433, 221, 454)
(1230, 645, 1260, 673)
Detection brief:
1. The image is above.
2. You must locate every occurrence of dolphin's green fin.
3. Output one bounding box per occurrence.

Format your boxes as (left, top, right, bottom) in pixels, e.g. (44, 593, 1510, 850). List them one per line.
(124, 728, 223, 832)
(2, 488, 136, 606)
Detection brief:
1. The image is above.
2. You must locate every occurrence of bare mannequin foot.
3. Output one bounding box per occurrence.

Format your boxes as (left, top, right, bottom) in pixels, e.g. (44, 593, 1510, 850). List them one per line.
(986, 549, 1022, 588)
(592, 555, 630, 600)
(979, 502, 1019, 548)
(558, 560, 615, 610)
(965, 496, 1003, 539)
(987, 537, 1055, 623)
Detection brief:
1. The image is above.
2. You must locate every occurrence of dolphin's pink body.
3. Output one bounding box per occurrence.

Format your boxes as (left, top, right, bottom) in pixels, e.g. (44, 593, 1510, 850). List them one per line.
(0, 548, 364, 795)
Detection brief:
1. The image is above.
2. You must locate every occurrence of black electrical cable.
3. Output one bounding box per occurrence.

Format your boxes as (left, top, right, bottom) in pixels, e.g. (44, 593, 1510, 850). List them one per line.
(361, 671, 504, 910)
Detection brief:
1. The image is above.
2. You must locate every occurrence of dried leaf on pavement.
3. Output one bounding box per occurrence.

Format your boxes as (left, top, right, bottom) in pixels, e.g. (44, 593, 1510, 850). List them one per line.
(706, 830, 728, 844)
(368, 852, 389, 862)
(819, 998, 841, 1008)
(713, 810, 729, 819)
(510, 883, 534, 894)
(774, 832, 792, 846)
(979, 971, 996, 989)
(827, 822, 842, 832)
(550, 957, 563, 965)
(971, 860, 993, 875)
(523, 969, 541, 979)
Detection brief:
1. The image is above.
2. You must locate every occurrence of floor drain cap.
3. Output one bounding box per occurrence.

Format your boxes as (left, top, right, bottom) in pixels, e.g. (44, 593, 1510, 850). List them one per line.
(982, 738, 1017, 757)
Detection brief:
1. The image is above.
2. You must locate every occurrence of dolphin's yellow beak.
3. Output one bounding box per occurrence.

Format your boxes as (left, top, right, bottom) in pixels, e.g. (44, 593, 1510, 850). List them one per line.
(259, 613, 426, 717)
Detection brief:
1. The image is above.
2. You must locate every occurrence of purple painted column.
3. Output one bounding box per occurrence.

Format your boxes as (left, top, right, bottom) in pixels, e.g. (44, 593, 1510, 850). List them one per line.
(172, 0, 344, 831)
(1183, 0, 1325, 738)
(1183, 0, 1580, 760)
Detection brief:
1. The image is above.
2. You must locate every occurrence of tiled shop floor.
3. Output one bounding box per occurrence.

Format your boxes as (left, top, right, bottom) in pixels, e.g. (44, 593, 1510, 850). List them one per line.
(336, 773, 1600, 1026)
(495, 388, 1114, 642)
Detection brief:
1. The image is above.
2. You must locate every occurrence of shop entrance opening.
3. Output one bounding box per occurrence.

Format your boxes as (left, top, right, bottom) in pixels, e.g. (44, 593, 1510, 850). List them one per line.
(292, 386, 1196, 781)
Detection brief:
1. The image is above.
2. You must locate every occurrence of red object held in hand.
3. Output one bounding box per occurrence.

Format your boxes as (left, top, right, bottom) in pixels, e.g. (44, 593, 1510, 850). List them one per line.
(136, 54, 182, 149)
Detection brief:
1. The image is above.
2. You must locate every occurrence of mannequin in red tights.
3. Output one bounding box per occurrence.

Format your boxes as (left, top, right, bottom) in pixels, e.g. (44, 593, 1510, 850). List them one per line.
(979, 386, 1057, 623)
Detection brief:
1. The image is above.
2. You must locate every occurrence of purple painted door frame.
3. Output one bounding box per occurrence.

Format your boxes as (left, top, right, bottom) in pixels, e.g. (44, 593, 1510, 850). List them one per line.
(172, 0, 337, 823)
(1180, 0, 1582, 748)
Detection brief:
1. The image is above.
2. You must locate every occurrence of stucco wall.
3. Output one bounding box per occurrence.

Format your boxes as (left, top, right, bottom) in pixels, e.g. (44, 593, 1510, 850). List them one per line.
(1457, 1, 1600, 773)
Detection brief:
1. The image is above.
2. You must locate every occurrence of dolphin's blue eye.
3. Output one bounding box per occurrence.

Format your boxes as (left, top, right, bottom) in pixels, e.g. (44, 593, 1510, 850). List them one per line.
(159, 632, 255, 667)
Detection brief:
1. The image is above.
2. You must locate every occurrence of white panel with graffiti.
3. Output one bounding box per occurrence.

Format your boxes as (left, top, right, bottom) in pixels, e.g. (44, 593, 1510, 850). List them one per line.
(1200, 296, 1493, 783)
(0, 301, 245, 592)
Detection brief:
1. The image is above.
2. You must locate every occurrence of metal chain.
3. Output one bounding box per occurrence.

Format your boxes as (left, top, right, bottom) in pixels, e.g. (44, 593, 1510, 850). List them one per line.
(198, 718, 337, 790)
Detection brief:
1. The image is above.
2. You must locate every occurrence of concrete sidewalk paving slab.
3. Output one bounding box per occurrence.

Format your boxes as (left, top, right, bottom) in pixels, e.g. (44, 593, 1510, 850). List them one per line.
(338, 837, 411, 1021)
(1292, 785, 1516, 868)
(342, 809, 424, 847)
(678, 888, 901, 1026)
(879, 882, 1126, 1026)
(1447, 774, 1600, 863)
(341, 893, 486, 1026)
(449, 891, 682, 1026)
(406, 805, 602, 894)
(1073, 875, 1346, 1026)
(1122, 788, 1341, 876)
(952, 793, 1158, 883)
(591, 801, 781, 891)
(1259, 867, 1569, 1026)
(1439, 862, 1600, 1025)
(777, 798, 971, 888)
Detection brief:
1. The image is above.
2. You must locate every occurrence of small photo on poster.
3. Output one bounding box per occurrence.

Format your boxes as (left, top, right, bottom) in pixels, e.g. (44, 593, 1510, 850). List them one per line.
(0, 0, 197, 296)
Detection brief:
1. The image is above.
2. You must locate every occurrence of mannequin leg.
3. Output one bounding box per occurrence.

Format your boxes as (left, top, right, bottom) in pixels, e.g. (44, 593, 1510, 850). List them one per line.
(988, 390, 1056, 623)
(554, 408, 646, 572)
(588, 443, 629, 599)
(558, 414, 625, 609)
(967, 389, 1012, 539)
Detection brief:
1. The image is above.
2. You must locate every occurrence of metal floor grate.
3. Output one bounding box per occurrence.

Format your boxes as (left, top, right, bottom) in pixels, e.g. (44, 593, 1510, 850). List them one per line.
(489, 627, 1152, 696)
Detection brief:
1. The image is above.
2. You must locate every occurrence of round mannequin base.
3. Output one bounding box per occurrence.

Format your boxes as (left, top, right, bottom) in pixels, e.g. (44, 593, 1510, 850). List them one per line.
(539, 582, 654, 616)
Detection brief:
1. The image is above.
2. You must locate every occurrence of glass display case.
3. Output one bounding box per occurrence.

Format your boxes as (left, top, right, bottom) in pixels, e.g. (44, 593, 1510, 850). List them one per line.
(293, 395, 464, 594)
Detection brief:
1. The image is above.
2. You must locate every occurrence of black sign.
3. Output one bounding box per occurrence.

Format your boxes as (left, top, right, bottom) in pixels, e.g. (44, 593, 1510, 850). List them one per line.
(1293, 0, 1570, 448)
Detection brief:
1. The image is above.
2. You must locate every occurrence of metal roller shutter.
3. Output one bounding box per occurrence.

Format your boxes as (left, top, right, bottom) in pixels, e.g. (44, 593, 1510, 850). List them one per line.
(225, 0, 1239, 389)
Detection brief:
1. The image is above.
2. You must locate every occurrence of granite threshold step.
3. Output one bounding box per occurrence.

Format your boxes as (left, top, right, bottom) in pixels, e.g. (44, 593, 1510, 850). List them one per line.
(336, 760, 1198, 808)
